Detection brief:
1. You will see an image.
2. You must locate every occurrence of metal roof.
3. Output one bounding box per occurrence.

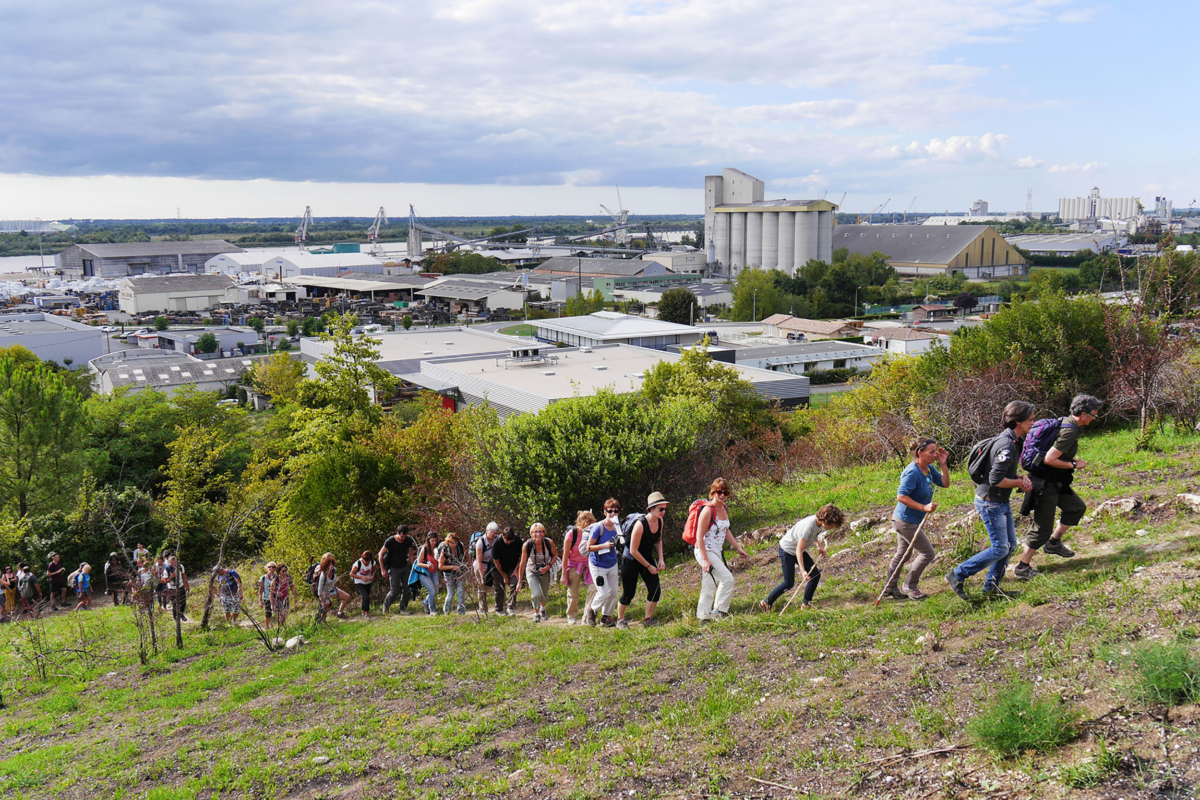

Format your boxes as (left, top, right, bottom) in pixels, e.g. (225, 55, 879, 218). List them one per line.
(732, 341, 883, 362)
(532, 311, 697, 340)
(283, 273, 435, 291)
(833, 224, 989, 266)
(75, 241, 242, 258)
(91, 351, 261, 390)
(535, 257, 652, 277)
(121, 274, 236, 293)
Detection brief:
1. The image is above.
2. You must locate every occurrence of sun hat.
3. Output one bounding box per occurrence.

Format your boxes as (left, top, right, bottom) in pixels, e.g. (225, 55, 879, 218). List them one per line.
(646, 492, 669, 510)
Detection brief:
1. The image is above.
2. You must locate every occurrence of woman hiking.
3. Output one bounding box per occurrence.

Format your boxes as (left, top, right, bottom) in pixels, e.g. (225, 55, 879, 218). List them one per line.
(561, 513, 596, 625)
(615, 492, 669, 629)
(760, 503, 844, 612)
(694, 478, 747, 623)
(517, 523, 558, 622)
(880, 438, 950, 601)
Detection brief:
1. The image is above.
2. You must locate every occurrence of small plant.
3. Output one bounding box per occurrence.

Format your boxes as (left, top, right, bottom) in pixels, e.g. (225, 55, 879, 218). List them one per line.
(968, 682, 1079, 757)
(1129, 641, 1200, 706)
(1058, 739, 1121, 788)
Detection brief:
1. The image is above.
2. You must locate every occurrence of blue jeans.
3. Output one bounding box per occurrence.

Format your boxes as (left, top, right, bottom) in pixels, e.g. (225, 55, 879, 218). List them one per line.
(418, 571, 439, 613)
(954, 499, 1017, 589)
(765, 547, 820, 606)
(442, 575, 466, 614)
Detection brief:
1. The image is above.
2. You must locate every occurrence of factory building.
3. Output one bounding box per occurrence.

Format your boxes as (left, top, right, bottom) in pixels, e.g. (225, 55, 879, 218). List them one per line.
(531, 311, 706, 350)
(58, 241, 242, 279)
(1005, 232, 1121, 256)
(261, 252, 386, 278)
(833, 225, 1027, 277)
(533, 257, 670, 279)
(118, 274, 237, 314)
(704, 168, 838, 276)
(1058, 187, 1139, 222)
(0, 312, 103, 368)
(89, 350, 259, 396)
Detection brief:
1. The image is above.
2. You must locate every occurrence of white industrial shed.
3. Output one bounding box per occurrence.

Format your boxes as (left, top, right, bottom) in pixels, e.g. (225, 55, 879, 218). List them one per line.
(0, 312, 103, 368)
(731, 340, 884, 375)
(89, 350, 258, 396)
(118, 274, 236, 314)
(261, 252, 387, 278)
(532, 311, 706, 350)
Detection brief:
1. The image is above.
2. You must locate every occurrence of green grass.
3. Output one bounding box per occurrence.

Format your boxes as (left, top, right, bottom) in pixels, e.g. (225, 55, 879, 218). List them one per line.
(1058, 739, 1122, 789)
(968, 682, 1080, 757)
(1128, 641, 1200, 707)
(498, 323, 535, 336)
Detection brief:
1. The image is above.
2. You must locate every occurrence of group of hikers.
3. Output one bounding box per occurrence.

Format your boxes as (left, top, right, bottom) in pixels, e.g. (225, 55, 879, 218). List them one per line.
(2, 394, 1101, 625)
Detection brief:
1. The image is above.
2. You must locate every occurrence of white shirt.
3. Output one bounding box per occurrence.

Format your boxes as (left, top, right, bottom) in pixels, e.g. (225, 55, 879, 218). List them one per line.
(703, 516, 730, 553)
(779, 516, 822, 555)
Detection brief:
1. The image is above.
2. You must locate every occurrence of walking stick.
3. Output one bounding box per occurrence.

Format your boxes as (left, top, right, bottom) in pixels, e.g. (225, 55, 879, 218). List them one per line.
(778, 550, 819, 616)
(873, 513, 931, 608)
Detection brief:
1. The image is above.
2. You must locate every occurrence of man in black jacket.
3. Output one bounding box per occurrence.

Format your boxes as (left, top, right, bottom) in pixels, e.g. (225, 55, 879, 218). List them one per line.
(947, 401, 1035, 600)
(1014, 394, 1102, 579)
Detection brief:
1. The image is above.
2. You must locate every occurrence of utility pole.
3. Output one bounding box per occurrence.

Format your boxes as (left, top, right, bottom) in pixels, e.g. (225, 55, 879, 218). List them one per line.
(753, 289, 757, 323)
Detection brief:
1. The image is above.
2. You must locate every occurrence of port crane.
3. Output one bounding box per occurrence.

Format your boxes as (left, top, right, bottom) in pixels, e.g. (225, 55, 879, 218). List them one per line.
(295, 206, 313, 248)
(599, 187, 630, 245)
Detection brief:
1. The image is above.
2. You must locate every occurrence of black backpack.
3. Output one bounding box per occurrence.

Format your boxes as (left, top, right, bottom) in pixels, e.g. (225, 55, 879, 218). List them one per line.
(967, 435, 1000, 485)
(304, 562, 319, 597)
(618, 513, 647, 559)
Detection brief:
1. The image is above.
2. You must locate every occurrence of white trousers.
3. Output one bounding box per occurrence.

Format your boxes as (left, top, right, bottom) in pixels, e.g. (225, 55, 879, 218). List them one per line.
(695, 548, 734, 620)
(588, 562, 619, 617)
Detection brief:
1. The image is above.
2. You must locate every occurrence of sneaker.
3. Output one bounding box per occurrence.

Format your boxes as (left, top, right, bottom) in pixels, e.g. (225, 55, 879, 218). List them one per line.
(1013, 563, 1041, 580)
(601, 615, 617, 628)
(799, 603, 812, 610)
(945, 572, 969, 601)
(642, 617, 659, 628)
(758, 600, 770, 612)
(903, 588, 928, 601)
(532, 612, 542, 623)
(881, 587, 910, 601)
(699, 617, 713, 625)
(1044, 539, 1075, 558)
(585, 607, 597, 627)
(711, 610, 727, 621)
(616, 618, 630, 629)
(566, 617, 577, 626)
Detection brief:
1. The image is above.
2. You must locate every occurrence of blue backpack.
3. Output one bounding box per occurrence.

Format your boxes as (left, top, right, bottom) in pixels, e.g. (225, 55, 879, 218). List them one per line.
(1020, 418, 1075, 471)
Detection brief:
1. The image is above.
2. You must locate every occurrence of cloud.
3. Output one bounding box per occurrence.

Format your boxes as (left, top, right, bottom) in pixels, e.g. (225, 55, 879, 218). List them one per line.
(1049, 162, 1104, 173)
(1014, 156, 1044, 168)
(772, 171, 826, 189)
(1057, 6, 1102, 23)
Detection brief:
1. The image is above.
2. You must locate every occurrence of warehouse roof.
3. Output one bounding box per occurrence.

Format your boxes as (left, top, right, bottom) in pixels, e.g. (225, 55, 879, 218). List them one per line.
(834, 225, 990, 266)
(868, 327, 937, 341)
(284, 273, 435, 291)
(417, 278, 522, 301)
(535, 257, 654, 277)
(90, 351, 259, 390)
(533, 311, 697, 340)
(75, 241, 242, 258)
(301, 327, 529, 377)
(120, 274, 236, 293)
(732, 340, 883, 362)
(1004, 233, 1117, 253)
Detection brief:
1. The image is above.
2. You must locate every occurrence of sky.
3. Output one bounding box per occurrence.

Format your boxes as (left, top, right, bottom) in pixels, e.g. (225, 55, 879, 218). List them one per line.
(1, 0, 1195, 219)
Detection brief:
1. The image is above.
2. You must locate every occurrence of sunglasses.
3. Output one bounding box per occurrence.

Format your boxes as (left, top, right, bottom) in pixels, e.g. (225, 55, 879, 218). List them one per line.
(714, 490, 730, 497)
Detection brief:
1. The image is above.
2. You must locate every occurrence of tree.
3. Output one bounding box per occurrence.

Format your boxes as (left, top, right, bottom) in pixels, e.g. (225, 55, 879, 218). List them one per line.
(311, 312, 396, 420)
(153, 316, 170, 331)
(250, 353, 306, 403)
(641, 339, 771, 436)
(286, 319, 301, 337)
(402, 315, 413, 330)
(247, 317, 266, 334)
(731, 267, 782, 322)
(0, 358, 89, 518)
(953, 292, 977, 315)
(657, 287, 699, 325)
(195, 332, 219, 354)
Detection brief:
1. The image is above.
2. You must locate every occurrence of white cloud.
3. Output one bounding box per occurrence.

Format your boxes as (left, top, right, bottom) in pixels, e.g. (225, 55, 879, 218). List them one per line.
(1049, 161, 1104, 173)
(1057, 6, 1102, 23)
(1014, 156, 1044, 168)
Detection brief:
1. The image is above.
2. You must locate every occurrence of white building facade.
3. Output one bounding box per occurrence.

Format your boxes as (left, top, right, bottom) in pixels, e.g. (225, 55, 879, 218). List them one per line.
(1058, 187, 1139, 221)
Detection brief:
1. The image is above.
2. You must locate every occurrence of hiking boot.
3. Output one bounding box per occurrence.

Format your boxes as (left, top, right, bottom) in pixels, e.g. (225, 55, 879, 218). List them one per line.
(945, 572, 969, 601)
(903, 588, 928, 601)
(642, 617, 659, 628)
(616, 618, 630, 629)
(881, 587, 910, 601)
(1044, 539, 1075, 558)
(601, 615, 617, 628)
(585, 607, 597, 627)
(1013, 562, 1041, 580)
(566, 617, 577, 626)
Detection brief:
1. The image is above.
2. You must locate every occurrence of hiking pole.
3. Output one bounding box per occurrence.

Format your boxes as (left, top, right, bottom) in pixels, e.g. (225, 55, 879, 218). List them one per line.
(873, 513, 931, 608)
(778, 552, 819, 616)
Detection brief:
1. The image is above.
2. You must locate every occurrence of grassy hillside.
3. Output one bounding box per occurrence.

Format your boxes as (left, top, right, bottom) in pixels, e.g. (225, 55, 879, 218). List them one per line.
(3, 427, 1200, 799)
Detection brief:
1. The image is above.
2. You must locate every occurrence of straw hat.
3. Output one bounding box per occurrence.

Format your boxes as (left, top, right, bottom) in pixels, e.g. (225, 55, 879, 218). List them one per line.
(646, 492, 669, 510)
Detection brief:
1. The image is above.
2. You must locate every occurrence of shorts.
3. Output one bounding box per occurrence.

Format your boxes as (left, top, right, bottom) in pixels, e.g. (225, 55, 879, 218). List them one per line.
(220, 595, 240, 614)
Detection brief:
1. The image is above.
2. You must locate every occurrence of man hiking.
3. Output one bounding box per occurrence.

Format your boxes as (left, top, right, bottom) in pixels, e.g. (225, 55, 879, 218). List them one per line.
(379, 524, 415, 614)
(947, 401, 1035, 600)
(1014, 394, 1102, 579)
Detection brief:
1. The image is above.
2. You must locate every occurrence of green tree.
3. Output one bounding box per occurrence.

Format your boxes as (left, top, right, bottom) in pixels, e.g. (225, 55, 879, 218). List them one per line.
(153, 316, 170, 331)
(656, 287, 699, 325)
(402, 315, 413, 330)
(731, 268, 782, 322)
(247, 317, 266, 334)
(286, 319, 301, 337)
(195, 332, 219, 354)
(0, 357, 89, 517)
(641, 339, 771, 436)
(249, 353, 306, 403)
(311, 313, 396, 420)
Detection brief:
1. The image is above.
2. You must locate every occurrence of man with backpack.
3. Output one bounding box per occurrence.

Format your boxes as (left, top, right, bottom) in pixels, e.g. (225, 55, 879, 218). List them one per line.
(1013, 394, 1103, 579)
(947, 401, 1036, 601)
(473, 522, 505, 615)
(46, 554, 67, 609)
(379, 524, 416, 614)
(17, 564, 42, 614)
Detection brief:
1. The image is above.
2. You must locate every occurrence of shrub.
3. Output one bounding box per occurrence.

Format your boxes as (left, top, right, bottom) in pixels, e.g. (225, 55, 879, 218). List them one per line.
(804, 367, 859, 385)
(968, 682, 1079, 757)
(1129, 641, 1200, 706)
(1058, 739, 1122, 789)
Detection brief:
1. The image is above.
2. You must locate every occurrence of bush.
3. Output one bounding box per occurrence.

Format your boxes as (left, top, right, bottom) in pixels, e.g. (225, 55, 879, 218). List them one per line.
(804, 367, 859, 385)
(1129, 641, 1200, 706)
(194, 332, 219, 354)
(968, 682, 1079, 757)
(153, 316, 169, 331)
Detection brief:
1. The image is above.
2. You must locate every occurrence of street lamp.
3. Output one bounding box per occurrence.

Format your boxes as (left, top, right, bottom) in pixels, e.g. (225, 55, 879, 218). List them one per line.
(753, 289, 758, 323)
(854, 287, 860, 317)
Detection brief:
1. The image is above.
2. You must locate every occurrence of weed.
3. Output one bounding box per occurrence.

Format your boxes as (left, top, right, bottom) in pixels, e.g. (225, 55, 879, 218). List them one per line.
(968, 682, 1079, 757)
(1058, 739, 1122, 788)
(1129, 641, 1200, 706)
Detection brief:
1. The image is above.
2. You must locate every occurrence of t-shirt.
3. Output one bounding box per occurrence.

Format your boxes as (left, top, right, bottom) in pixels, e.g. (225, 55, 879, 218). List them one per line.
(587, 524, 619, 570)
(476, 534, 500, 567)
(164, 564, 185, 589)
(493, 536, 524, 573)
(351, 560, 376, 584)
(893, 462, 943, 525)
(779, 516, 822, 554)
(1039, 418, 1080, 483)
(436, 541, 467, 569)
(77, 573, 91, 593)
(219, 570, 241, 597)
(47, 561, 66, 586)
(976, 429, 1021, 502)
(380, 535, 413, 570)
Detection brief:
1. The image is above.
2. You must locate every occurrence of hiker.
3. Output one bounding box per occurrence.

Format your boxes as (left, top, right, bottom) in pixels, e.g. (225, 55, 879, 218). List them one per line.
(46, 553, 68, 609)
(437, 533, 469, 615)
(165, 555, 188, 620)
(761, 503, 845, 612)
(584, 499, 624, 627)
(517, 523, 558, 622)
(1014, 394, 1103, 579)
(271, 564, 296, 625)
(17, 564, 41, 615)
(105, 553, 130, 606)
(616, 493, 669, 629)
(153, 555, 169, 609)
(694, 479, 748, 623)
(474, 523, 503, 614)
(561, 514, 596, 625)
(1, 565, 14, 618)
(316, 553, 351, 620)
(490, 527, 524, 616)
(215, 566, 244, 623)
(379, 524, 416, 614)
(258, 563, 279, 621)
(73, 564, 93, 611)
(881, 439, 950, 601)
(947, 401, 1035, 600)
(133, 543, 150, 566)
(412, 534, 442, 615)
(350, 552, 377, 619)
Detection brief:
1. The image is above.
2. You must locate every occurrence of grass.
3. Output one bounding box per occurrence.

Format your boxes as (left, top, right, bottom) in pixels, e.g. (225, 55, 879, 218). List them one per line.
(1128, 640, 1200, 707)
(968, 682, 1080, 757)
(498, 323, 535, 336)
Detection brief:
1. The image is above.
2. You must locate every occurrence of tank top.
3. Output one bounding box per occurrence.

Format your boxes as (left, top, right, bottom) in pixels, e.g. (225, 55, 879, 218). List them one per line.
(628, 515, 662, 562)
(525, 538, 554, 572)
(565, 527, 589, 565)
(702, 516, 730, 552)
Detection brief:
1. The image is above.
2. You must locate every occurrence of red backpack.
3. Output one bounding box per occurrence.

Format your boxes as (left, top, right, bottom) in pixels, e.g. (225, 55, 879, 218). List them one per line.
(681, 499, 715, 547)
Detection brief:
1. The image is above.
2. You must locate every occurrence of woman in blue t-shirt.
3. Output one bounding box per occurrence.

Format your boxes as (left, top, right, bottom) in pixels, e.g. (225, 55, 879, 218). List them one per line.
(881, 438, 949, 601)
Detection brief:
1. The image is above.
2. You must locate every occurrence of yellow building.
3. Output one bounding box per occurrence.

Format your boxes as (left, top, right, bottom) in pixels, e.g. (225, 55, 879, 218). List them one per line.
(832, 224, 1027, 277)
